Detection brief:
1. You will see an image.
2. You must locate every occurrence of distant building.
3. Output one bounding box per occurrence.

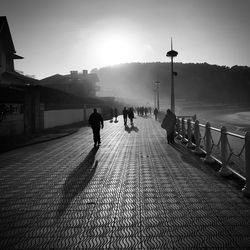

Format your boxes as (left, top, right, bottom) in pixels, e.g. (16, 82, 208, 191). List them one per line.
(0, 16, 40, 135)
(40, 70, 100, 98)
(0, 16, 117, 137)
(0, 16, 37, 86)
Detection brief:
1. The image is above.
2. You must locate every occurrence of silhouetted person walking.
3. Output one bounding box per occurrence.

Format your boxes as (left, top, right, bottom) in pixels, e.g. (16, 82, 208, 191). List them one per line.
(88, 108, 104, 147)
(128, 107, 134, 126)
(161, 109, 176, 144)
(114, 108, 118, 122)
(122, 107, 128, 125)
(154, 108, 158, 121)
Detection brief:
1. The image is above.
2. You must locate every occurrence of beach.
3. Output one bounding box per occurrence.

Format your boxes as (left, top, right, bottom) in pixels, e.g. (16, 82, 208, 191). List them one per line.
(174, 101, 249, 176)
(176, 101, 250, 134)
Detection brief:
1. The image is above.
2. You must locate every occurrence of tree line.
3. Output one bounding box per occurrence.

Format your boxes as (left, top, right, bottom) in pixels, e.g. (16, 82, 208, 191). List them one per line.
(92, 62, 250, 105)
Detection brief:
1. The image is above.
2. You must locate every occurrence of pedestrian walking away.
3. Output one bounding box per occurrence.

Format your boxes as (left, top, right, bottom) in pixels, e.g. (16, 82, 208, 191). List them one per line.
(154, 108, 158, 121)
(88, 108, 104, 147)
(128, 107, 134, 126)
(161, 109, 176, 144)
(114, 108, 118, 123)
(122, 107, 128, 126)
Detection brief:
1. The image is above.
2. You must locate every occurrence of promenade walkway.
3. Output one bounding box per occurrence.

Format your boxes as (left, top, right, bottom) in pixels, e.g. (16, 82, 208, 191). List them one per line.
(0, 115, 250, 249)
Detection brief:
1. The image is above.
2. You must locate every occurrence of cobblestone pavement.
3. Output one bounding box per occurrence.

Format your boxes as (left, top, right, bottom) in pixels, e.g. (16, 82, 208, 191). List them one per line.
(1, 115, 250, 249)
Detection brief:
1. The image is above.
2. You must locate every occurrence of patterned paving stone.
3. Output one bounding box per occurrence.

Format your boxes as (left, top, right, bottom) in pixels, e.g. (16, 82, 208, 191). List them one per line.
(0, 115, 250, 249)
(233, 236, 250, 248)
(141, 236, 173, 249)
(77, 237, 111, 249)
(109, 236, 141, 249)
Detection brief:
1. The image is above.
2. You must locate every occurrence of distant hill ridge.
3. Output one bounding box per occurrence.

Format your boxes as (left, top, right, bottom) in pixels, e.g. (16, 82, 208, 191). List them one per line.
(92, 62, 250, 105)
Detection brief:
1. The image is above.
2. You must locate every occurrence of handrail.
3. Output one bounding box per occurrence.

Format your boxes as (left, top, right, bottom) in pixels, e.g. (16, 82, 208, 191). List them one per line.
(210, 127, 221, 132)
(227, 131, 245, 139)
(175, 116, 250, 197)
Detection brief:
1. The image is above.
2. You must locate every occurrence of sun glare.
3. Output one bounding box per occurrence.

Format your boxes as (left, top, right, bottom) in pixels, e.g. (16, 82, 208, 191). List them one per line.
(95, 35, 136, 66)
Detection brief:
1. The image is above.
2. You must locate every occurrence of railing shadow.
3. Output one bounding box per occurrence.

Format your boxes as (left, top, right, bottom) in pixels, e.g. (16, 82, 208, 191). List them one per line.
(170, 141, 245, 189)
(170, 141, 223, 175)
(56, 147, 98, 218)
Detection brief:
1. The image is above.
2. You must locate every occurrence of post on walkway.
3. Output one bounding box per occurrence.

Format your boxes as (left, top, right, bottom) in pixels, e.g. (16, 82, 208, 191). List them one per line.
(166, 38, 178, 114)
(194, 120, 203, 154)
(83, 104, 86, 121)
(181, 118, 186, 143)
(193, 114, 197, 122)
(242, 131, 250, 197)
(153, 83, 157, 109)
(176, 117, 180, 135)
(176, 118, 182, 139)
(204, 122, 214, 163)
(187, 119, 193, 148)
(156, 80, 160, 111)
(219, 126, 232, 176)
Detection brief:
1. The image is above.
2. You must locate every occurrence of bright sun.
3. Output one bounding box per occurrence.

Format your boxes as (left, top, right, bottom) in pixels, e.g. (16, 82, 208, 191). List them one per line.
(95, 35, 136, 66)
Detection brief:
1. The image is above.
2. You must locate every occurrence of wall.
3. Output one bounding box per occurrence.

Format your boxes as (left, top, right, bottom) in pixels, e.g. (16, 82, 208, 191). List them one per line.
(43, 108, 101, 129)
(0, 114, 24, 136)
(44, 109, 84, 129)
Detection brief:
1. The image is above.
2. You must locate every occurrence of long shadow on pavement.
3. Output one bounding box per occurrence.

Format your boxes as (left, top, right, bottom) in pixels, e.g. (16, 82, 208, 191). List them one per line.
(56, 147, 98, 218)
(125, 124, 139, 133)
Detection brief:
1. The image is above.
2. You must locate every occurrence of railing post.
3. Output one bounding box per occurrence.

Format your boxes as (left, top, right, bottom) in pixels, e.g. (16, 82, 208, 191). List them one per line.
(187, 119, 193, 148)
(219, 126, 232, 176)
(242, 131, 250, 197)
(194, 120, 203, 154)
(181, 118, 186, 143)
(176, 118, 182, 139)
(204, 122, 214, 163)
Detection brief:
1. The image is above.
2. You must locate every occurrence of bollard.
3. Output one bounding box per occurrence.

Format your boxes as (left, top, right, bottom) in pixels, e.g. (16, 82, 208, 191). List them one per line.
(176, 118, 182, 139)
(204, 122, 214, 163)
(219, 126, 232, 176)
(194, 120, 203, 154)
(181, 118, 186, 143)
(242, 131, 250, 197)
(187, 119, 193, 148)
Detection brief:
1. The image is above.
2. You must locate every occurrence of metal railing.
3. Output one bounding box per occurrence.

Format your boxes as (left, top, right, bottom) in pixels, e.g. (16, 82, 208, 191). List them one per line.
(175, 117, 250, 197)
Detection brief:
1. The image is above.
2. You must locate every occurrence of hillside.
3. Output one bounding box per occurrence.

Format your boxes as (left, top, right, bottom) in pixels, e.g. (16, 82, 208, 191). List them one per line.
(92, 62, 250, 106)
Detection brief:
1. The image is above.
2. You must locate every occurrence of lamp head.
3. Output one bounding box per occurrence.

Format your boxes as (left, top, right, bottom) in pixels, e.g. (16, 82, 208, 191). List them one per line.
(166, 50, 178, 57)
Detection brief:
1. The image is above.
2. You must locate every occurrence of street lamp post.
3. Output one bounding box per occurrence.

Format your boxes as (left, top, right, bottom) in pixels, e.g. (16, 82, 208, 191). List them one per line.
(166, 38, 178, 114)
(153, 83, 157, 109)
(155, 80, 160, 110)
(153, 80, 160, 110)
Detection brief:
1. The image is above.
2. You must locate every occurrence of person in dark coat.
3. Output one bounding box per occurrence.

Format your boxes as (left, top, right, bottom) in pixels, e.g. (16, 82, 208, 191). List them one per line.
(122, 107, 128, 126)
(88, 108, 104, 147)
(114, 108, 118, 122)
(153, 108, 158, 121)
(128, 107, 134, 126)
(161, 109, 176, 144)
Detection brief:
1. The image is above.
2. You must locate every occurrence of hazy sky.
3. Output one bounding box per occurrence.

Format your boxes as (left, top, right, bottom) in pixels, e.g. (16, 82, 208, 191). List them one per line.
(1, 0, 250, 79)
